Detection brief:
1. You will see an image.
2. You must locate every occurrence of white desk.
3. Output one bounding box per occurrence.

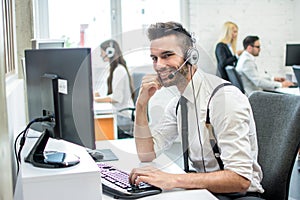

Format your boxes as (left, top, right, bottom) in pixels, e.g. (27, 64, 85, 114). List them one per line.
(20, 131, 102, 200)
(275, 87, 300, 95)
(20, 132, 217, 200)
(96, 139, 218, 200)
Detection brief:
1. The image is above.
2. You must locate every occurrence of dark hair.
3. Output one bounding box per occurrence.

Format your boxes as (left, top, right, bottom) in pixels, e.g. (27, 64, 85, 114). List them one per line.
(147, 21, 194, 54)
(243, 36, 260, 49)
(100, 39, 134, 100)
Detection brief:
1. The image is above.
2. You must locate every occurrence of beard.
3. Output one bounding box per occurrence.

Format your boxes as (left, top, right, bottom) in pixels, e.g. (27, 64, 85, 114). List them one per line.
(159, 65, 189, 87)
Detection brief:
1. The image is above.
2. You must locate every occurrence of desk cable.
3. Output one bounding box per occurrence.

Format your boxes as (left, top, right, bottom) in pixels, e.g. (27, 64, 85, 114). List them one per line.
(14, 116, 53, 175)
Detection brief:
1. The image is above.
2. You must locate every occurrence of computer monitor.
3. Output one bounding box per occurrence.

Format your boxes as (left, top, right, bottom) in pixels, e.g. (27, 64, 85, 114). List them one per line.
(292, 66, 300, 87)
(24, 48, 95, 168)
(285, 44, 300, 66)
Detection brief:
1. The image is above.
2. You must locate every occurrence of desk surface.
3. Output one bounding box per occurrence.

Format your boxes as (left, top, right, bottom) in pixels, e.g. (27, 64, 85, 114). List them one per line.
(94, 102, 115, 115)
(96, 139, 218, 200)
(275, 87, 300, 95)
(20, 130, 101, 200)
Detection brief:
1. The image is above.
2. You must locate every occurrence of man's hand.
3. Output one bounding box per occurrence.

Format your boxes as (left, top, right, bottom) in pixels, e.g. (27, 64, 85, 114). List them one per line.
(136, 74, 162, 106)
(281, 80, 295, 88)
(274, 77, 295, 87)
(129, 166, 177, 190)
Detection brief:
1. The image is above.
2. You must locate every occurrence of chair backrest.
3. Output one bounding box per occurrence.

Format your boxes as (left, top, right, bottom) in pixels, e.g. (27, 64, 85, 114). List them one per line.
(248, 91, 300, 200)
(131, 72, 145, 105)
(225, 65, 245, 93)
(116, 72, 145, 138)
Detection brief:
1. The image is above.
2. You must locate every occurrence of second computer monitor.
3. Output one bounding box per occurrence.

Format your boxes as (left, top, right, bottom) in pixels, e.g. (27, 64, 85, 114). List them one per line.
(285, 44, 300, 66)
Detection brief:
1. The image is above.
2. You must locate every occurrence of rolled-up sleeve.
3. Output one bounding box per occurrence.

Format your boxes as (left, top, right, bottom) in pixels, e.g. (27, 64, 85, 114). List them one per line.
(210, 89, 256, 181)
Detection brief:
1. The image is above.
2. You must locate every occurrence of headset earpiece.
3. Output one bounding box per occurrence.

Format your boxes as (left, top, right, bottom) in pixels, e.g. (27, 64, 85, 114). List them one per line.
(185, 47, 199, 65)
(105, 41, 115, 58)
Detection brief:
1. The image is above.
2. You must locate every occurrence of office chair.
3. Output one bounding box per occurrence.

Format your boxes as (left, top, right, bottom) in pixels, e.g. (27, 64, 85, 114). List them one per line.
(248, 91, 300, 200)
(225, 65, 245, 93)
(117, 72, 145, 138)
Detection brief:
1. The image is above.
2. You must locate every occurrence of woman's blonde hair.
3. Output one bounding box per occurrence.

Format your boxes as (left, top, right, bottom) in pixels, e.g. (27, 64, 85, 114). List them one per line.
(218, 21, 239, 54)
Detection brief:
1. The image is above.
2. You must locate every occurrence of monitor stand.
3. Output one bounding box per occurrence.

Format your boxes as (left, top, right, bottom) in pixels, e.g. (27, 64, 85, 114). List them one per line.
(25, 129, 80, 168)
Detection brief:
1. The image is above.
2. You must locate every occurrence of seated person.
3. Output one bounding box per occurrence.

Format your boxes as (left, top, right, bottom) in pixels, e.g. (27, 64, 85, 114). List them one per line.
(215, 21, 243, 81)
(94, 39, 134, 138)
(129, 21, 264, 200)
(236, 36, 294, 96)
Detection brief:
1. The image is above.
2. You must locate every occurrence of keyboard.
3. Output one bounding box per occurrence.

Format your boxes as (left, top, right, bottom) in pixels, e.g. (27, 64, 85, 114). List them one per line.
(289, 83, 298, 88)
(98, 163, 162, 199)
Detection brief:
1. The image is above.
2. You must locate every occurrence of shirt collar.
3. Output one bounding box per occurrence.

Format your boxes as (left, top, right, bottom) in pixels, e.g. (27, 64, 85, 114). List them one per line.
(181, 70, 203, 104)
(244, 50, 255, 61)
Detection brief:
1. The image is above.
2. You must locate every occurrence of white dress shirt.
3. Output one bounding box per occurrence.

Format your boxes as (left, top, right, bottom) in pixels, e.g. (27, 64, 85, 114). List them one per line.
(150, 69, 264, 193)
(96, 64, 134, 118)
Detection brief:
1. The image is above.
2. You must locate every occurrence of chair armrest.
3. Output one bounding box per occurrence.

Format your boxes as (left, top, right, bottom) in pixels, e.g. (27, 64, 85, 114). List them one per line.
(118, 107, 136, 121)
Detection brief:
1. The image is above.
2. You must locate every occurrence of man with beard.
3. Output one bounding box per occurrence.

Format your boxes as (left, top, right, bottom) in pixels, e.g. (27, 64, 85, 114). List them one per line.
(129, 22, 264, 200)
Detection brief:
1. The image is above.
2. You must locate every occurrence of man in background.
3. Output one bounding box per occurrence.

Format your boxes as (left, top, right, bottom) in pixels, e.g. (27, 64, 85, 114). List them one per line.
(236, 35, 294, 96)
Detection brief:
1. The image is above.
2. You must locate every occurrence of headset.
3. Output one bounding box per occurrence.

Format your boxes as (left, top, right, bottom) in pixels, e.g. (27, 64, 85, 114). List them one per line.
(168, 33, 199, 79)
(185, 32, 199, 65)
(105, 41, 115, 58)
(185, 47, 199, 66)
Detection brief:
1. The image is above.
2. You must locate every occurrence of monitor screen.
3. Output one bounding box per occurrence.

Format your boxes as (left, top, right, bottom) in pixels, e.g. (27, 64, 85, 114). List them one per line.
(292, 66, 300, 87)
(285, 44, 300, 66)
(24, 48, 96, 150)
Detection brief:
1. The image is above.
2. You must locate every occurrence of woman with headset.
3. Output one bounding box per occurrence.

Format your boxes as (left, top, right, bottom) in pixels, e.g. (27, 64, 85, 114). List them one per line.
(215, 21, 243, 81)
(94, 39, 134, 138)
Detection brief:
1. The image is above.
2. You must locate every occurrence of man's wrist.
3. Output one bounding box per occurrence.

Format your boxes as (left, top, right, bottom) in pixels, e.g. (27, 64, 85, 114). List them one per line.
(134, 124, 152, 139)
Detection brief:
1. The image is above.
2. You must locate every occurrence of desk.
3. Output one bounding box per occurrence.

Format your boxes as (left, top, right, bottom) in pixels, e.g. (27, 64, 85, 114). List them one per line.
(20, 130, 102, 200)
(275, 87, 300, 95)
(96, 139, 218, 200)
(94, 102, 118, 140)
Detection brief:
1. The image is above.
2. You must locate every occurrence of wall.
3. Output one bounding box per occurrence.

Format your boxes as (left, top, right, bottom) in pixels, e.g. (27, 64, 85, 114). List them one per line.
(189, 0, 300, 76)
(6, 78, 27, 181)
(1, 0, 15, 199)
(294, 0, 300, 39)
(0, 0, 32, 199)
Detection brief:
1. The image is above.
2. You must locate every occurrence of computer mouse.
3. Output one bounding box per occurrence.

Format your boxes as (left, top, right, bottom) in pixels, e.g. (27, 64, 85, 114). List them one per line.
(89, 150, 104, 161)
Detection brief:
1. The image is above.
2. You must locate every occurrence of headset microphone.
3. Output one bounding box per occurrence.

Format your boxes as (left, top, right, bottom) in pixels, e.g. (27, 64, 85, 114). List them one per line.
(168, 58, 190, 79)
(168, 47, 199, 79)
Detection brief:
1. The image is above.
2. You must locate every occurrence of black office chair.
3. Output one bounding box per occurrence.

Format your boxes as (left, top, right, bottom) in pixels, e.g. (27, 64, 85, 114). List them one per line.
(248, 91, 300, 200)
(117, 72, 145, 138)
(225, 65, 245, 93)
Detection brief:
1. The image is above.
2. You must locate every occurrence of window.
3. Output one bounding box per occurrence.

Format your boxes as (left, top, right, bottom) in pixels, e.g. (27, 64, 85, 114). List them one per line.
(2, 0, 16, 76)
(39, 0, 181, 69)
(121, 0, 180, 68)
(48, 0, 111, 49)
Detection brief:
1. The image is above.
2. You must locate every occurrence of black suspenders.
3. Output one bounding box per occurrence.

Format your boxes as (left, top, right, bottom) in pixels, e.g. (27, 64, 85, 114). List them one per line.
(205, 83, 232, 170)
(176, 82, 232, 171)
